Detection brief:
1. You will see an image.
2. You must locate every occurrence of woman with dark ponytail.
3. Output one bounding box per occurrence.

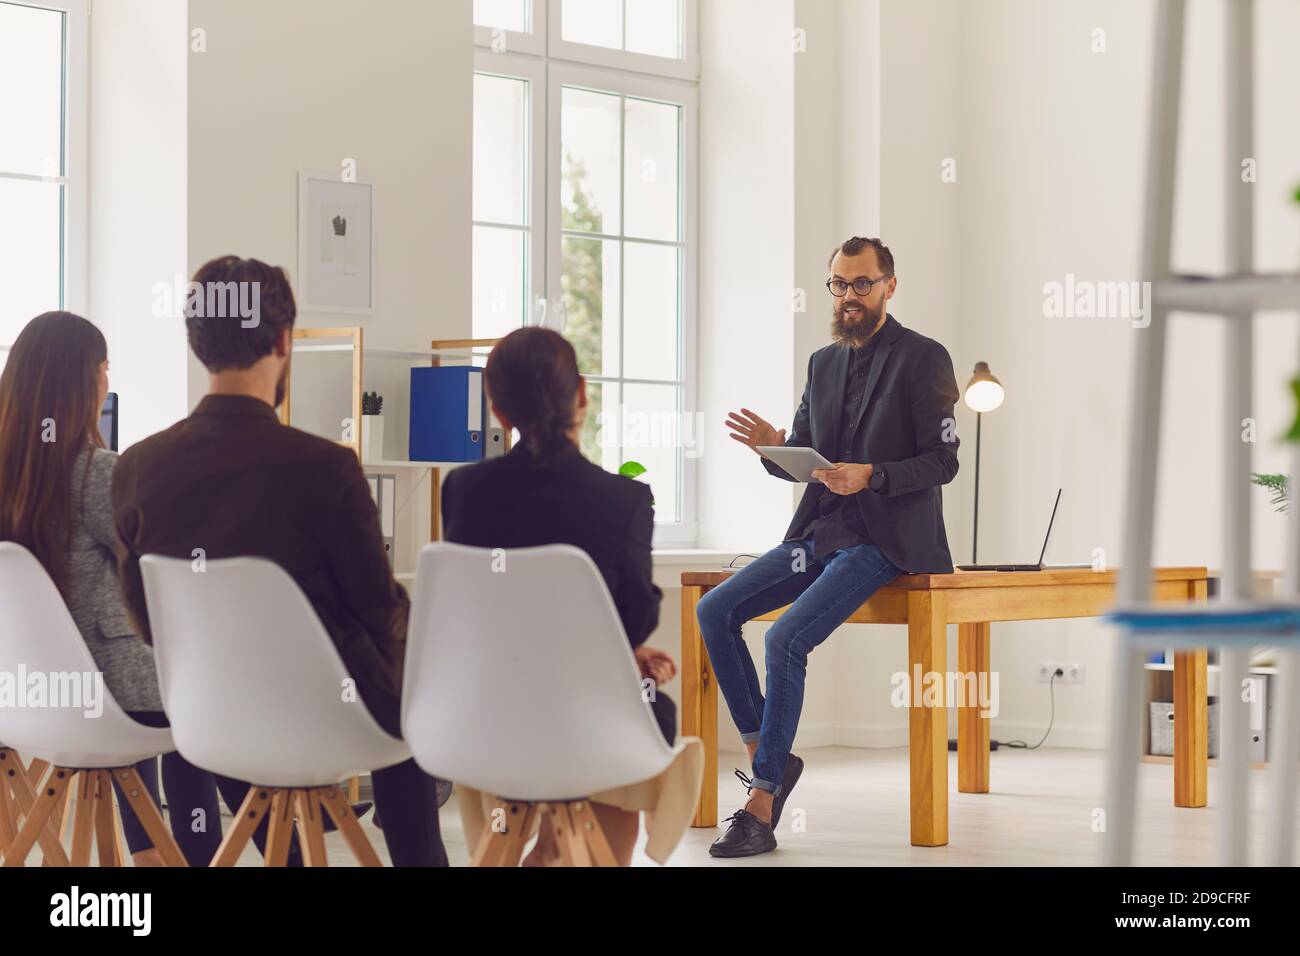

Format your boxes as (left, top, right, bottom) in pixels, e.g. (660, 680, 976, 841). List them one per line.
(443, 326, 678, 865)
(482, 325, 583, 464)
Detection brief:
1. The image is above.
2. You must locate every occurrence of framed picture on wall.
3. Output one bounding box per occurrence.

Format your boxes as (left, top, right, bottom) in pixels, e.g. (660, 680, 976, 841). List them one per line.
(297, 172, 374, 313)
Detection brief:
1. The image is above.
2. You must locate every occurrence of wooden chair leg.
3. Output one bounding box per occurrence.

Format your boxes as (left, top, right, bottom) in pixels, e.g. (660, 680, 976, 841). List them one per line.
(3, 766, 72, 866)
(542, 802, 581, 867)
(0, 761, 17, 856)
(6, 759, 70, 864)
(113, 767, 187, 867)
(318, 786, 382, 866)
(26, 758, 49, 784)
(470, 799, 533, 867)
(0, 749, 22, 825)
(211, 785, 273, 867)
(54, 776, 74, 843)
(4, 752, 36, 827)
(559, 804, 593, 866)
(470, 819, 502, 866)
(294, 790, 328, 867)
(113, 792, 128, 865)
(42, 768, 74, 869)
(69, 772, 97, 866)
(499, 806, 535, 868)
(569, 800, 619, 867)
(263, 789, 294, 867)
(91, 773, 122, 867)
(498, 803, 537, 867)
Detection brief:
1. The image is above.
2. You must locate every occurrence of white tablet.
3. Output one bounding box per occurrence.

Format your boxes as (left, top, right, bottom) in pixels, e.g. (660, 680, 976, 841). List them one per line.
(756, 446, 835, 482)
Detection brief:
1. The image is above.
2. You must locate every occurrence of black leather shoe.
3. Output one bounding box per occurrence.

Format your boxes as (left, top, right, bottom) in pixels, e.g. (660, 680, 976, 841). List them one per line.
(708, 809, 777, 858)
(770, 755, 804, 832)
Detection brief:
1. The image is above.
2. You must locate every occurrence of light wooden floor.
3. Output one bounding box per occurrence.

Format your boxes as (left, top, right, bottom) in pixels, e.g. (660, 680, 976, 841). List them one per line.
(24, 746, 1300, 866)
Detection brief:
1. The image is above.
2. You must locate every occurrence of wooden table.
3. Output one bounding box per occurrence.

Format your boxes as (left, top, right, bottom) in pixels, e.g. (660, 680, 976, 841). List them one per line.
(680, 566, 1209, 846)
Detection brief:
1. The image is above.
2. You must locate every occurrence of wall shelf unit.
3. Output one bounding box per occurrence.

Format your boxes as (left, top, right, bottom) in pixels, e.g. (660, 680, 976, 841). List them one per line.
(283, 331, 505, 587)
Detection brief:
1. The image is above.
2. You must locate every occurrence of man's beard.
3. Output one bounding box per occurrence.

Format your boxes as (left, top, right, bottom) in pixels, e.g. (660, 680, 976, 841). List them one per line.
(831, 298, 885, 349)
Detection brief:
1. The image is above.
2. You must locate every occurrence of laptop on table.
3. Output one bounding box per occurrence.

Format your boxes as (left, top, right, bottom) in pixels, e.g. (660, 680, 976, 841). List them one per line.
(958, 488, 1083, 572)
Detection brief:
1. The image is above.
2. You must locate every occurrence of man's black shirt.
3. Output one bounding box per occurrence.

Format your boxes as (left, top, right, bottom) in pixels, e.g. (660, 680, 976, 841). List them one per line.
(802, 330, 880, 558)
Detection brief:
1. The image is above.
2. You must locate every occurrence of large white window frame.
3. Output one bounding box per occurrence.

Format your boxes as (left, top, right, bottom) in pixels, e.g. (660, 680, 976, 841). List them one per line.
(472, 50, 547, 335)
(546, 62, 697, 543)
(474, 0, 699, 546)
(473, 0, 548, 57)
(0, 0, 87, 342)
(547, 0, 699, 81)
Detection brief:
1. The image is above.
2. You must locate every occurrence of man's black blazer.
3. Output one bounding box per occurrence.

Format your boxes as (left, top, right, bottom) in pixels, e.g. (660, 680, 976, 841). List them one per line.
(442, 442, 662, 648)
(762, 315, 961, 573)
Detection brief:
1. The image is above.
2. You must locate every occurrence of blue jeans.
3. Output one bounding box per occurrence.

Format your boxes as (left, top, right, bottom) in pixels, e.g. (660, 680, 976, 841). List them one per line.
(697, 538, 901, 794)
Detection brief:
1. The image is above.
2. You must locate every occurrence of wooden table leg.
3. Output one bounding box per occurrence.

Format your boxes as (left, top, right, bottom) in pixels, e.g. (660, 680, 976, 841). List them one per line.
(1173, 649, 1208, 807)
(957, 621, 991, 794)
(1174, 578, 1209, 808)
(680, 583, 717, 827)
(908, 590, 948, 846)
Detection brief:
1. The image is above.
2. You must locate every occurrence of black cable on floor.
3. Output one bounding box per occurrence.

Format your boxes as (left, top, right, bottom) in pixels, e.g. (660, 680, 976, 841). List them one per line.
(998, 669, 1059, 750)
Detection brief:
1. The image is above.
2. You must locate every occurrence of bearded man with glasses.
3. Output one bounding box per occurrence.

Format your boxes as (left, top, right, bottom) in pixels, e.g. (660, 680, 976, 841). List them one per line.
(700, 236, 962, 858)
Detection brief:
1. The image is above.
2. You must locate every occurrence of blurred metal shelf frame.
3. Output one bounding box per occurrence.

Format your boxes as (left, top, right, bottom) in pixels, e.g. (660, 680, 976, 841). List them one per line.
(1105, 0, 1300, 868)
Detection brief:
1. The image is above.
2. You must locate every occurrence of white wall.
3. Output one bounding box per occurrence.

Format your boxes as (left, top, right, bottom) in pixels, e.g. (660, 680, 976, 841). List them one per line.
(185, 0, 472, 567)
(831, 0, 962, 746)
(186, 0, 473, 416)
(697, 0, 798, 554)
(89, 0, 189, 450)
(933, 0, 1299, 746)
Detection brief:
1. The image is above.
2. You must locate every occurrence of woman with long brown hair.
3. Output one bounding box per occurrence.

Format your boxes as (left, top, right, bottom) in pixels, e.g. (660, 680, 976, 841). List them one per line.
(0, 311, 221, 866)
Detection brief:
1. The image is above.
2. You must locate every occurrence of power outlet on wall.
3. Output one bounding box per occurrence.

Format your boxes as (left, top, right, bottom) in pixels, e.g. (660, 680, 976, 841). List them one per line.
(1038, 662, 1085, 684)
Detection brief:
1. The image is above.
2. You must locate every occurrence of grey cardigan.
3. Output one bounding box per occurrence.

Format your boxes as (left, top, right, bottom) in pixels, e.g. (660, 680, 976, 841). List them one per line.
(65, 447, 163, 712)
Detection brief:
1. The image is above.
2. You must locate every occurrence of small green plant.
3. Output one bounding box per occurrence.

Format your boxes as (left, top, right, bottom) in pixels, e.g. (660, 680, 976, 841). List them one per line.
(362, 391, 384, 416)
(619, 460, 654, 506)
(1256, 193, 1300, 511)
(1252, 370, 1300, 512)
(1252, 473, 1288, 512)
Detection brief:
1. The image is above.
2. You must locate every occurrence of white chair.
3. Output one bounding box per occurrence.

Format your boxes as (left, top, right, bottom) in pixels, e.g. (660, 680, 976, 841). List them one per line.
(402, 541, 701, 866)
(140, 554, 411, 866)
(0, 543, 185, 866)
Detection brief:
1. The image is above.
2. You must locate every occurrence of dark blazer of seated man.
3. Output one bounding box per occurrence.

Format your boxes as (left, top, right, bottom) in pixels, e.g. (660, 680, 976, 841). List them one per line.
(441, 326, 677, 866)
(111, 255, 447, 867)
(700, 236, 961, 859)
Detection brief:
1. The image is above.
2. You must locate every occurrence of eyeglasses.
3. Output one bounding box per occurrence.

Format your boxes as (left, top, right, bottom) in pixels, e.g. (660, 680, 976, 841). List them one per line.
(826, 275, 893, 297)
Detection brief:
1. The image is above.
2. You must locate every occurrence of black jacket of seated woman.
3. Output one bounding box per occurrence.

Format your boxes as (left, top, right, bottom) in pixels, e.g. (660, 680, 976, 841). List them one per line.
(441, 327, 677, 746)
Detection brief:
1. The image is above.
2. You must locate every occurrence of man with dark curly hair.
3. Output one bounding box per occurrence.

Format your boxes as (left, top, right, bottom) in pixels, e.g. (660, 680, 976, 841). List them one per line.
(112, 256, 448, 867)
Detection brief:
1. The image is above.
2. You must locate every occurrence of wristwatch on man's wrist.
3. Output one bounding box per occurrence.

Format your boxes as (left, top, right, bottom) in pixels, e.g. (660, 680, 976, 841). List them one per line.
(869, 465, 888, 493)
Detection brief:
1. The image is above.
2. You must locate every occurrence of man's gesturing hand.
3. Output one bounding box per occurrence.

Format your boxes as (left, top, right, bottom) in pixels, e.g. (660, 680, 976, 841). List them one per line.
(726, 408, 786, 457)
